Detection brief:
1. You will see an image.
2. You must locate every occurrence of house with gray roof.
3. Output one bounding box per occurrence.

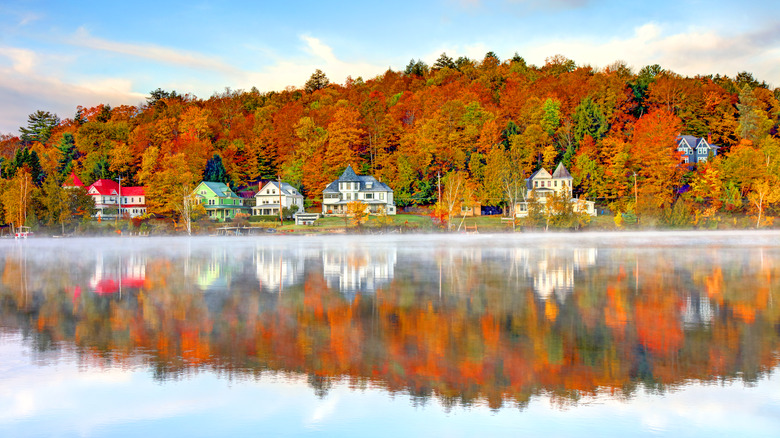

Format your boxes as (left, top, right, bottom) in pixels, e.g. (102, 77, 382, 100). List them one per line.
(322, 165, 396, 215)
(194, 181, 249, 221)
(253, 181, 304, 216)
(676, 135, 719, 164)
(515, 163, 596, 218)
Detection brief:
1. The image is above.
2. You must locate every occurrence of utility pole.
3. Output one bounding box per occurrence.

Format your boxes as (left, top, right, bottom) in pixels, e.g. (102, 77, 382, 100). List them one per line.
(278, 176, 283, 226)
(116, 175, 122, 229)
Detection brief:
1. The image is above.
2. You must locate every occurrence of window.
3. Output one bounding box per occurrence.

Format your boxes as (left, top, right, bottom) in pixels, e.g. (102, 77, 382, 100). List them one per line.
(682, 156, 689, 163)
(380, 192, 384, 200)
(347, 193, 352, 200)
(365, 193, 373, 199)
(547, 181, 551, 187)
(535, 181, 538, 188)
(554, 181, 557, 187)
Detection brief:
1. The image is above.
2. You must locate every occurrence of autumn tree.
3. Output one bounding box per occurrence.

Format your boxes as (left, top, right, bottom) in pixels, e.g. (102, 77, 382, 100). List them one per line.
(0, 168, 34, 228)
(346, 200, 368, 228)
(630, 109, 683, 218)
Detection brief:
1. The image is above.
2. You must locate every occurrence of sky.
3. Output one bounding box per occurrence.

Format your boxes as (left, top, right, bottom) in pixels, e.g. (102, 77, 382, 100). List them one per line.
(1, 0, 778, 135)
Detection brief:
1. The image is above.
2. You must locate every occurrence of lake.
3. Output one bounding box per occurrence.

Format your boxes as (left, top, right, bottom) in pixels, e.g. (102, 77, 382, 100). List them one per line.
(1, 232, 779, 437)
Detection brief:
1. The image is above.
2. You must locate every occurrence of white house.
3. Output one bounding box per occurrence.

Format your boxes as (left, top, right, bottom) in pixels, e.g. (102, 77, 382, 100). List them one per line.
(322, 165, 396, 215)
(515, 163, 596, 217)
(252, 181, 304, 216)
(87, 179, 147, 219)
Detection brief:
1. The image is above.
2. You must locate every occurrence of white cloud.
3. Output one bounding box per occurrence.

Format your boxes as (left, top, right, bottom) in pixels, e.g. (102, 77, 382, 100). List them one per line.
(0, 48, 145, 134)
(522, 21, 780, 83)
(68, 27, 241, 76)
(301, 35, 339, 65)
(0, 47, 37, 74)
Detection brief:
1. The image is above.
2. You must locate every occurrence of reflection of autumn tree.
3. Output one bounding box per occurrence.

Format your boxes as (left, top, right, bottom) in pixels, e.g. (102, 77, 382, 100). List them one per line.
(3, 245, 780, 409)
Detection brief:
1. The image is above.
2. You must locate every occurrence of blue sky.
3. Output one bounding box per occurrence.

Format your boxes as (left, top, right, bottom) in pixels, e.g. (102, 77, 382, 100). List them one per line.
(1, 0, 778, 134)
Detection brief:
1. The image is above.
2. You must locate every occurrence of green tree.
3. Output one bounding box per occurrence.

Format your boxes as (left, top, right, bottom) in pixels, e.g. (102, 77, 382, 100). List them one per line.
(573, 97, 608, 144)
(737, 85, 774, 143)
(56, 133, 79, 176)
(404, 59, 429, 77)
(203, 154, 233, 186)
(19, 110, 60, 146)
(305, 69, 330, 94)
(432, 52, 456, 70)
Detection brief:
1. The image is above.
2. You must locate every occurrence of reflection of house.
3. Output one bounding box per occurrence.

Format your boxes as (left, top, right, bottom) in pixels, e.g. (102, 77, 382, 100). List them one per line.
(87, 179, 147, 219)
(676, 135, 719, 164)
(89, 252, 147, 295)
(322, 165, 396, 216)
(195, 181, 248, 221)
(515, 163, 596, 218)
(194, 248, 235, 290)
(323, 246, 397, 298)
(252, 181, 304, 216)
(682, 294, 715, 326)
(515, 247, 598, 301)
(255, 247, 305, 292)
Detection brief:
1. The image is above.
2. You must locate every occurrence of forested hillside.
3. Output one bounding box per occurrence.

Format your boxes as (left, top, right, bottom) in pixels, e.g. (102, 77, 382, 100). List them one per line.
(1, 53, 779, 228)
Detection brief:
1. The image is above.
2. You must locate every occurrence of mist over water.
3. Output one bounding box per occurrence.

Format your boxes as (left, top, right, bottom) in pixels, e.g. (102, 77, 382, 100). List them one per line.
(1, 232, 779, 437)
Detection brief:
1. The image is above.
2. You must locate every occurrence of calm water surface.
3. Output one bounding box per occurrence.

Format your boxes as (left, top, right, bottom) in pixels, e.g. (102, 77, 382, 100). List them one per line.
(1, 232, 779, 437)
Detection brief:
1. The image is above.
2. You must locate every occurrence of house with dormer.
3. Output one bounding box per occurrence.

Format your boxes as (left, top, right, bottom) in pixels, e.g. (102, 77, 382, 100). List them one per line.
(676, 135, 719, 164)
(515, 163, 596, 217)
(253, 181, 304, 216)
(194, 181, 248, 221)
(322, 165, 396, 215)
(87, 179, 147, 219)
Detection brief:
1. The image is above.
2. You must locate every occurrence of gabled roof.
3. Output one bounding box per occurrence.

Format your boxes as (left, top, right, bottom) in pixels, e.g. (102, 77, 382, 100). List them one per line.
(337, 165, 361, 182)
(676, 135, 719, 152)
(552, 163, 573, 179)
(88, 179, 119, 196)
(677, 135, 696, 149)
(257, 181, 302, 197)
(198, 181, 239, 198)
(323, 168, 393, 194)
(530, 168, 552, 180)
(63, 173, 84, 188)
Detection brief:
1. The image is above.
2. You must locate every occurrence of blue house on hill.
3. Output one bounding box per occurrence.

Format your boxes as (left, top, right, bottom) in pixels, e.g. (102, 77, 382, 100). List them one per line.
(676, 135, 719, 164)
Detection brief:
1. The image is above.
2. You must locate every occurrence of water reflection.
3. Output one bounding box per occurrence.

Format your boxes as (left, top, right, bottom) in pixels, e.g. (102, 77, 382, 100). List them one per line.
(1, 233, 779, 411)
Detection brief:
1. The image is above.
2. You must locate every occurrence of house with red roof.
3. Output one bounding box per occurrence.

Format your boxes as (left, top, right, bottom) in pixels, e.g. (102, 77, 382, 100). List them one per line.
(62, 173, 85, 189)
(87, 179, 147, 219)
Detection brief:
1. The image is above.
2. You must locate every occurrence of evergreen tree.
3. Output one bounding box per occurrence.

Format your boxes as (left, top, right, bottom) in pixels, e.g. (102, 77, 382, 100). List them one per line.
(203, 154, 233, 186)
(304, 69, 330, 94)
(432, 53, 456, 70)
(56, 133, 79, 176)
(19, 110, 60, 146)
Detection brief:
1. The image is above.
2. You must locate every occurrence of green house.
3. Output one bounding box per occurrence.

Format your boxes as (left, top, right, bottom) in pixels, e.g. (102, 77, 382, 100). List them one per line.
(194, 181, 249, 221)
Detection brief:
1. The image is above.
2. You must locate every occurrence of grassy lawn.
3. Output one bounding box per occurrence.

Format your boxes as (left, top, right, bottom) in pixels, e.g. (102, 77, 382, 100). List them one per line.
(276, 213, 434, 233)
